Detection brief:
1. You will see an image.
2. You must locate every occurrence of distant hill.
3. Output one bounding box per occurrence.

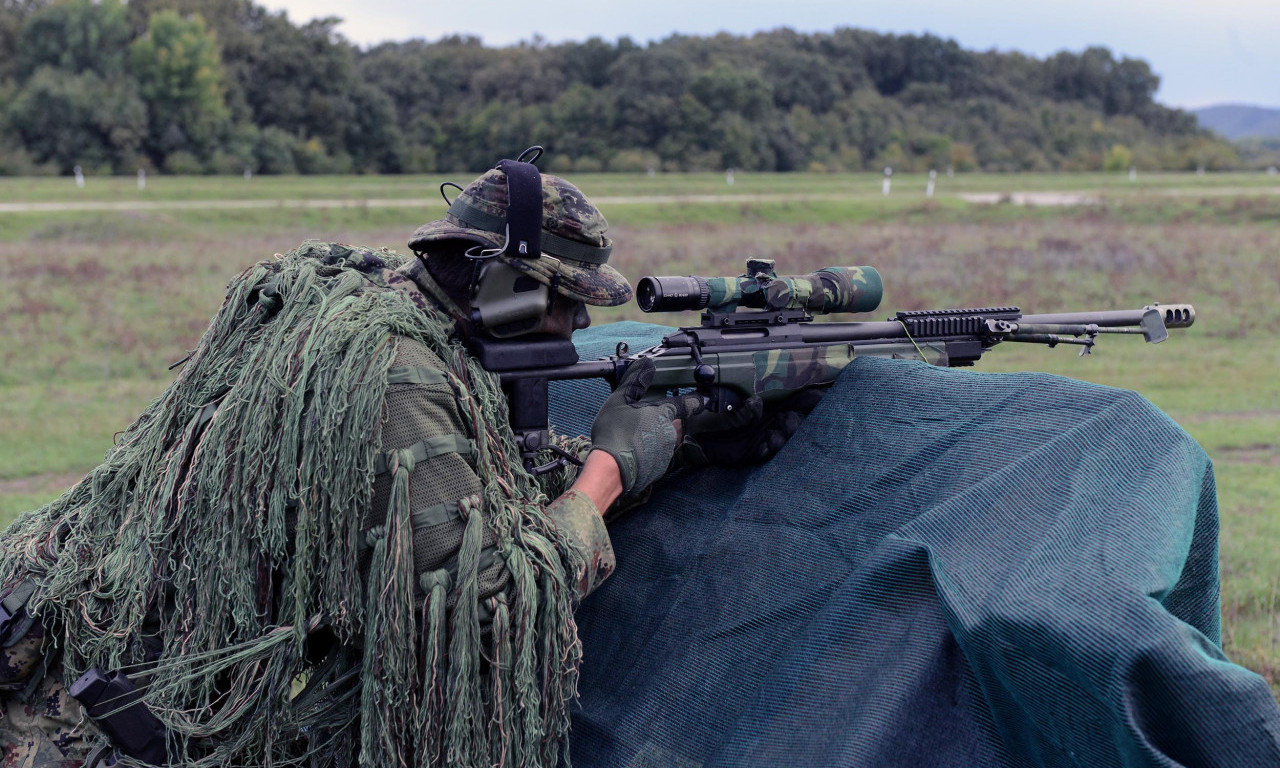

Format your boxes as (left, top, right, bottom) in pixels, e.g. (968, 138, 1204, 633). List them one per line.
(1195, 105, 1280, 140)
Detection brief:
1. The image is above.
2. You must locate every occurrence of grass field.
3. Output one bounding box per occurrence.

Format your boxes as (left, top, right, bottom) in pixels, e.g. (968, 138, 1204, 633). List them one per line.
(3, 169, 1279, 205)
(0, 171, 1276, 699)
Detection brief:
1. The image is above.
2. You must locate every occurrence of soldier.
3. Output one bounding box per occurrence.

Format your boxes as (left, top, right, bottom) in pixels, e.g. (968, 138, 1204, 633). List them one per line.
(0, 152, 807, 767)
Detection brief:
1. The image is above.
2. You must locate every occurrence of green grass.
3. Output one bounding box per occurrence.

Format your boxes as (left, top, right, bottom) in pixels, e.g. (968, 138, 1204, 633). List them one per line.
(0, 171, 1276, 699)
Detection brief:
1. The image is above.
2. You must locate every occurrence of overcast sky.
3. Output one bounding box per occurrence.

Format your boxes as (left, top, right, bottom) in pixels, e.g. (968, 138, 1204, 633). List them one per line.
(260, 0, 1280, 109)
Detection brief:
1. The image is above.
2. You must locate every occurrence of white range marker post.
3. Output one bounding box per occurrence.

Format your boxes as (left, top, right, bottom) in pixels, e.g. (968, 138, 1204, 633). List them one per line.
(726, 168, 735, 186)
(244, 165, 252, 181)
(1129, 166, 1137, 182)
(926, 169, 937, 198)
(73, 165, 85, 189)
(137, 168, 146, 190)
(1269, 166, 1278, 177)
(947, 165, 954, 178)
(1197, 165, 1205, 176)
(882, 166, 892, 196)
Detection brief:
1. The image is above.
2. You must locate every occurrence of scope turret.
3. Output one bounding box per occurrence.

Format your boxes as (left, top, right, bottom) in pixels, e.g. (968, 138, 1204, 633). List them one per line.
(637, 265, 883, 316)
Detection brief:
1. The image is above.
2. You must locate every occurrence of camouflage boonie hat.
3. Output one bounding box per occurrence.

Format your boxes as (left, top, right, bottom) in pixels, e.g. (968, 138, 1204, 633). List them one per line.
(409, 168, 632, 307)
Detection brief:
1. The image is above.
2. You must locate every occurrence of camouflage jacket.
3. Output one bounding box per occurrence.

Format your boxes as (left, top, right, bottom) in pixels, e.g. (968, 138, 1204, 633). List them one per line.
(367, 253, 614, 600)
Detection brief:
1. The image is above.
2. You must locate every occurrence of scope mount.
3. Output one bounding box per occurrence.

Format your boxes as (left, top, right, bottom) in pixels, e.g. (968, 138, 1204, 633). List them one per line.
(701, 308, 812, 328)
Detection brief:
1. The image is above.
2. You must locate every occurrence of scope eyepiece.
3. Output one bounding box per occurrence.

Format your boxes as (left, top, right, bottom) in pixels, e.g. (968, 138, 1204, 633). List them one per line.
(637, 275, 710, 312)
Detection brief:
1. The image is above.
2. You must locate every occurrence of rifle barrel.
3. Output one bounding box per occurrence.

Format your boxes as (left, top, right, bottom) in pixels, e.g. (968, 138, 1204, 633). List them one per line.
(799, 320, 908, 343)
(499, 359, 619, 383)
(1021, 304, 1195, 329)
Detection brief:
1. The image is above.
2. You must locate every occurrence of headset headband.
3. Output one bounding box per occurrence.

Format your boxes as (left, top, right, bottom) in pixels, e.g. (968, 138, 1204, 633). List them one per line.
(497, 158, 542, 260)
(451, 146, 613, 265)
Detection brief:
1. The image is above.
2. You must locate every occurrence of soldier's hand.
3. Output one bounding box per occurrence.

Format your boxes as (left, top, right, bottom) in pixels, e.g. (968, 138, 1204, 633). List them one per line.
(680, 388, 825, 467)
(590, 358, 704, 495)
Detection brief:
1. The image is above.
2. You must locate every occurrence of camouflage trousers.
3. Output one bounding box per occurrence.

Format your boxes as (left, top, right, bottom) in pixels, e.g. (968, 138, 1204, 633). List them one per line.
(1, 622, 103, 768)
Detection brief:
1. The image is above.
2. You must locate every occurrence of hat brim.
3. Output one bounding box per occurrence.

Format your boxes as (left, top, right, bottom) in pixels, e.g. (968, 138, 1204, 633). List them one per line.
(408, 219, 502, 252)
(409, 218, 633, 307)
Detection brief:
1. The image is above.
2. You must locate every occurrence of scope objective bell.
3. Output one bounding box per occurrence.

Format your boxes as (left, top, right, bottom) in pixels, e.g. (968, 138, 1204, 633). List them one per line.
(637, 276, 710, 313)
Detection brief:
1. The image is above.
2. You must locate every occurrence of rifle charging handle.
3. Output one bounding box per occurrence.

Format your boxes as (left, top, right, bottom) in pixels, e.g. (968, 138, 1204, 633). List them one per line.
(687, 338, 716, 387)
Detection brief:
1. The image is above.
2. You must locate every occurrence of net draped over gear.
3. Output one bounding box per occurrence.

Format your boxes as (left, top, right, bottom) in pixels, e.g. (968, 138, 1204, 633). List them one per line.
(0, 242, 589, 768)
(552, 322, 1280, 768)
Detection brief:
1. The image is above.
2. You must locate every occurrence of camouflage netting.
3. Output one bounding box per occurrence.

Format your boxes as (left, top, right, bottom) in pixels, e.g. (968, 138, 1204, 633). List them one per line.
(552, 323, 1280, 768)
(0, 242, 585, 767)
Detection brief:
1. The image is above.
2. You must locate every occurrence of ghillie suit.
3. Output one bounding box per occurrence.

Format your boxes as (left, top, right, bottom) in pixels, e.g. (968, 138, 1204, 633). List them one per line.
(0, 242, 594, 767)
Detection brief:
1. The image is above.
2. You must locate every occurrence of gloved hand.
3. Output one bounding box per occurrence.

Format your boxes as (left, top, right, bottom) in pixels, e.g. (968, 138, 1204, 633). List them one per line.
(591, 358, 705, 495)
(680, 388, 825, 467)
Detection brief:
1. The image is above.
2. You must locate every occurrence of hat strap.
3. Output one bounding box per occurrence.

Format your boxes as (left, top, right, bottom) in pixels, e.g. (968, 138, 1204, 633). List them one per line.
(447, 197, 613, 265)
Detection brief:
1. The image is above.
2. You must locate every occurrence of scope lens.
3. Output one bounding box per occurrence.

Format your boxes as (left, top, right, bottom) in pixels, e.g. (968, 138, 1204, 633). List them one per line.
(637, 276, 708, 312)
(636, 277, 659, 312)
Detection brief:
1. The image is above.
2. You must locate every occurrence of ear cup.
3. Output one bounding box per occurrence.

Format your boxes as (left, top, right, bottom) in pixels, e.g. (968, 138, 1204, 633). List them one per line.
(470, 260, 550, 337)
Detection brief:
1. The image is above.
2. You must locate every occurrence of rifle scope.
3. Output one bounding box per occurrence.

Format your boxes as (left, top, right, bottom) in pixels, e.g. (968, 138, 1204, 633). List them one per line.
(637, 266, 883, 315)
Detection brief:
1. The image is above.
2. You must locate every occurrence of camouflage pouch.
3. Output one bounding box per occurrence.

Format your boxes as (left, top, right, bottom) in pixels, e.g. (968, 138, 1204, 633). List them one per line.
(1, 653, 104, 768)
(1, 578, 106, 765)
(0, 579, 42, 691)
(0, 618, 45, 693)
(1, 579, 38, 645)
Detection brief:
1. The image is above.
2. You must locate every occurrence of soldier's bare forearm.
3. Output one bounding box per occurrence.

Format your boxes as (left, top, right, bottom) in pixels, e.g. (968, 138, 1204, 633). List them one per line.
(570, 416, 684, 515)
(569, 450, 624, 513)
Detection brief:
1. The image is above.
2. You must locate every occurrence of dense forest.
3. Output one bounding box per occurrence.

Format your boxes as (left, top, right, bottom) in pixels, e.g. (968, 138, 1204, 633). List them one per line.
(0, 0, 1242, 176)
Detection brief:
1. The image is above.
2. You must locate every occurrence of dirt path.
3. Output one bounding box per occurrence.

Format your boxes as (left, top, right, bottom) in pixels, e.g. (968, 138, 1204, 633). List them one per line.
(0, 470, 84, 500)
(956, 192, 1102, 205)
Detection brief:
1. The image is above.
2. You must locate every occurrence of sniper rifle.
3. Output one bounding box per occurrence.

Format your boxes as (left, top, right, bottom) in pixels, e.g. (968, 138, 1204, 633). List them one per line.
(466, 259, 1196, 474)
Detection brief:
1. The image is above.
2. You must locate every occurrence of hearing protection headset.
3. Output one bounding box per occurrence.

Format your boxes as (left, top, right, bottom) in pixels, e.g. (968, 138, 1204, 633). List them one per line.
(468, 147, 552, 338)
(450, 147, 585, 473)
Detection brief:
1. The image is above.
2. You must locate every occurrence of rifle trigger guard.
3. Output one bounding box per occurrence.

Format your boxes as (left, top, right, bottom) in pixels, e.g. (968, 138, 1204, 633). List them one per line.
(527, 444, 585, 476)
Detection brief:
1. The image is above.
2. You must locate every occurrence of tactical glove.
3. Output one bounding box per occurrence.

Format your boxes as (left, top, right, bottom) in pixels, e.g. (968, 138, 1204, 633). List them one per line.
(681, 388, 825, 467)
(591, 358, 705, 495)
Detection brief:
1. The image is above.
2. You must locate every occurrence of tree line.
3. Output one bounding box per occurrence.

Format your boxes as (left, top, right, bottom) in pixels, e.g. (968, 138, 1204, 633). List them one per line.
(0, 0, 1241, 176)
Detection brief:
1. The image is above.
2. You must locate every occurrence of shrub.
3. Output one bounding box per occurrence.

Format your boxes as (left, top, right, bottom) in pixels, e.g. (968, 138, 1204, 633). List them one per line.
(404, 145, 438, 173)
(950, 143, 978, 172)
(608, 148, 660, 173)
(208, 150, 250, 175)
(0, 145, 57, 176)
(544, 153, 574, 173)
(163, 150, 203, 175)
(1103, 144, 1133, 172)
(255, 127, 297, 174)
